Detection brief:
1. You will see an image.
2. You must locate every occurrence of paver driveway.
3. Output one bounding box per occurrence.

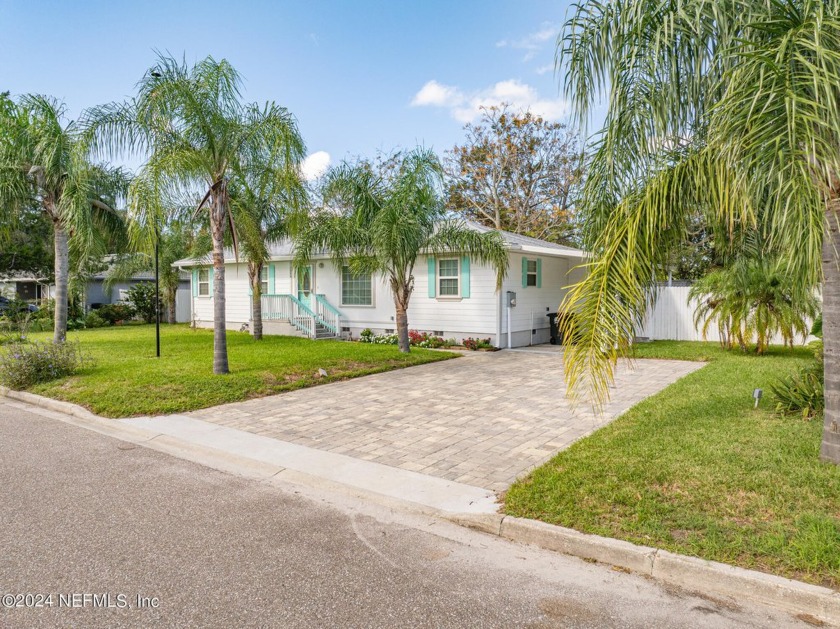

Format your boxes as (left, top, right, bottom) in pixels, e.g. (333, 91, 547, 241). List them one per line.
(187, 347, 703, 492)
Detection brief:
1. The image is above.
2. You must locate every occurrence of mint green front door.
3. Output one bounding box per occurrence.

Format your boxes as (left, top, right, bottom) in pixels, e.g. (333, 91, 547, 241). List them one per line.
(297, 265, 313, 308)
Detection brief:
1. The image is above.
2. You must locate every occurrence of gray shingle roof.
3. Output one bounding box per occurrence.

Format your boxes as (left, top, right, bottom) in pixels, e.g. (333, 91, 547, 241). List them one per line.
(172, 221, 586, 267)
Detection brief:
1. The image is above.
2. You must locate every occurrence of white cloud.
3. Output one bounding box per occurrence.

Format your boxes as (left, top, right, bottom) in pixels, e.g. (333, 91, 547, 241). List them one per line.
(535, 63, 555, 76)
(411, 80, 464, 108)
(300, 151, 331, 181)
(411, 79, 568, 124)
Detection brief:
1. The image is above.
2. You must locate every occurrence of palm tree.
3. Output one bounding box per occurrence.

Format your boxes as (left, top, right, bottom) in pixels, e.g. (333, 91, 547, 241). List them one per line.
(690, 257, 819, 354)
(294, 148, 509, 352)
(0, 94, 127, 342)
(232, 157, 307, 340)
(84, 55, 306, 374)
(556, 1, 840, 462)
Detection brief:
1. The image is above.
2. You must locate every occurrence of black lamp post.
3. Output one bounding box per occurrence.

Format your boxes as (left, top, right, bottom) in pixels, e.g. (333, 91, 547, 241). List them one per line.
(155, 225, 160, 358)
(152, 69, 162, 358)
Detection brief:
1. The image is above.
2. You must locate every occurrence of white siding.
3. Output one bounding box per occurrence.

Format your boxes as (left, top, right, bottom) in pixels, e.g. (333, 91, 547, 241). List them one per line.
(191, 263, 253, 328)
(310, 256, 499, 342)
(188, 253, 584, 346)
(498, 254, 581, 347)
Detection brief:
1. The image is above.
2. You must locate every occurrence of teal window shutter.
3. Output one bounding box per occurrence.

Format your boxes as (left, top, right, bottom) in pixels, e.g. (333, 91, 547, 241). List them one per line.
(521, 257, 528, 288)
(269, 264, 276, 294)
(536, 258, 542, 288)
(427, 256, 436, 298)
(192, 269, 198, 297)
(460, 256, 470, 298)
(208, 267, 214, 297)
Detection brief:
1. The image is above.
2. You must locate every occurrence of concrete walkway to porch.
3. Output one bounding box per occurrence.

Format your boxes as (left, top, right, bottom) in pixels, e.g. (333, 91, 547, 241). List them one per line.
(180, 347, 703, 492)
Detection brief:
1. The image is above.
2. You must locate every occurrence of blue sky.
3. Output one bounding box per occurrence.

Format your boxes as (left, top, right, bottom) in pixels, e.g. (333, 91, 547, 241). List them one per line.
(0, 0, 579, 178)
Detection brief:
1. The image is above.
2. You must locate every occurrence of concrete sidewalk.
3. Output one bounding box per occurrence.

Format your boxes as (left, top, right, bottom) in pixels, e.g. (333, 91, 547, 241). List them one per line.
(122, 414, 498, 514)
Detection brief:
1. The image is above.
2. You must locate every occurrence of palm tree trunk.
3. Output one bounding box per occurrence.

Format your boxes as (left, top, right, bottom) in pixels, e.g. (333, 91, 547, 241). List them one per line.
(211, 193, 229, 375)
(249, 261, 263, 341)
(820, 203, 840, 464)
(167, 286, 177, 324)
(53, 223, 69, 343)
(395, 304, 410, 352)
(389, 275, 413, 353)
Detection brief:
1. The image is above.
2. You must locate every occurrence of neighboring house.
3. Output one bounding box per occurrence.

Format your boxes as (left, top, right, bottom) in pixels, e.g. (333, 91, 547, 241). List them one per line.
(0, 272, 53, 302)
(83, 268, 192, 323)
(0, 265, 193, 323)
(173, 222, 587, 348)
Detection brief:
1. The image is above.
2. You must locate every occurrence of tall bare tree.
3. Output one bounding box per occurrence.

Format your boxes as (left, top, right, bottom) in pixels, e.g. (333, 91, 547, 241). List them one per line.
(445, 104, 583, 245)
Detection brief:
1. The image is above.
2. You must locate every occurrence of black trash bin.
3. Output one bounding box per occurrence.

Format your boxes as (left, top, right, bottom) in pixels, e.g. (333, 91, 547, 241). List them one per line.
(546, 312, 559, 345)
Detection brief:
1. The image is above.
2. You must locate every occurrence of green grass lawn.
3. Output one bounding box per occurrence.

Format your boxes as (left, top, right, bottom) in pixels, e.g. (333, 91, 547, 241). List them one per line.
(504, 341, 840, 589)
(23, 325, 455, 417)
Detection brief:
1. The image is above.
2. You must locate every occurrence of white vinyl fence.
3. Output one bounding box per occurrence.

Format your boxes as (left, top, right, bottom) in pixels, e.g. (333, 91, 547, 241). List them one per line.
(637, 285, 816, 346)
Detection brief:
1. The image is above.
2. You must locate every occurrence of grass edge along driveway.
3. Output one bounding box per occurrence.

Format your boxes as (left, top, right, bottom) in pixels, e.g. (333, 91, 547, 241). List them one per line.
(504, 341, 840, 590)
(24, 325, 456, 417)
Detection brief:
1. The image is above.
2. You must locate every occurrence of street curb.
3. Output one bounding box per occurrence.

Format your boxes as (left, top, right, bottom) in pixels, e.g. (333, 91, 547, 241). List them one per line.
(6, 388, 840, 624)
(447, 513, 840, 625)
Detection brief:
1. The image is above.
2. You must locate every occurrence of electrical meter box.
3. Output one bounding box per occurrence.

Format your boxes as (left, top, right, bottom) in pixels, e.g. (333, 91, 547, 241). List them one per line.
(506, 291, 517, 307)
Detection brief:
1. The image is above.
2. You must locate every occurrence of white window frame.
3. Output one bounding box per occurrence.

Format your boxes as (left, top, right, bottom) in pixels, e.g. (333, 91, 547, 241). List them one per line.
(198, 269, 210, 297)
(438, 258, 460, 297)
(341, 266, 374, 307)
(525, 259, 538, 287)
(260, 266, 269, 295)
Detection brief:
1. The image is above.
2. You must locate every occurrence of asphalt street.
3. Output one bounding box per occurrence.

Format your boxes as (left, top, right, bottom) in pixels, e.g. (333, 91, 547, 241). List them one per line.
(0, 400, 812, 628)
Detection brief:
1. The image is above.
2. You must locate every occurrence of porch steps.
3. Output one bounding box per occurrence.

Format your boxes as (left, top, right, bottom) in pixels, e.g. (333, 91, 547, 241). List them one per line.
(314, 323, 336, 340)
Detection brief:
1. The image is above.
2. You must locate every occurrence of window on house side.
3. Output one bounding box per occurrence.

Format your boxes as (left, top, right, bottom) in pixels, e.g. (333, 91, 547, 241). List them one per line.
(341, 266, 372, 306)
(198, 269, 210, 296)
(526, 259, 538, 287)
(260, 266, 269, 295)
(438, 258, 460, 296)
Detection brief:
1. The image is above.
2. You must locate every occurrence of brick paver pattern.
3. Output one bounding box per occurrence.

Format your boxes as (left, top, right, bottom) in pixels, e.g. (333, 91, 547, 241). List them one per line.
(187, 347, 703, 492)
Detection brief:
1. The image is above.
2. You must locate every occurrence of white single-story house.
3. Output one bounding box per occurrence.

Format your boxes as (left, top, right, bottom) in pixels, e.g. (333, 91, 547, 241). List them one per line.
(173, 223, 587, 348)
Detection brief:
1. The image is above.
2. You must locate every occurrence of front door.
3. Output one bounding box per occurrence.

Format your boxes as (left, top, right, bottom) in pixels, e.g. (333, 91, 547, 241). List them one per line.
(297, 265, 313, 308)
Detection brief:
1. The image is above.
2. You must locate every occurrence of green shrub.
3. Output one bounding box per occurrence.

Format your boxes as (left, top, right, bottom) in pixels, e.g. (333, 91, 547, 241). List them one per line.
(85, 311, 107, 328)
(67, 318, 86, 331)
(462, 337, 493, 350)
(771, 362, 824, 419)
(125, 282, 160, 324)
(29, 319, 53, 333)
(97, 303, 135, 325)
(358, 329, 398, 344)
(0, 340, 89, 389)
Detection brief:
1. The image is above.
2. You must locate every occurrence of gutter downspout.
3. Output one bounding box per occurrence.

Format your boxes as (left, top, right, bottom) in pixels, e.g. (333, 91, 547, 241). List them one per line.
(496, 288, 503, 349)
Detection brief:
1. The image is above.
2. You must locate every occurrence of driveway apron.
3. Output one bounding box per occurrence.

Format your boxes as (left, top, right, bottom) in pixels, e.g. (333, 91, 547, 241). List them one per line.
(186, 348, 703, 492)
